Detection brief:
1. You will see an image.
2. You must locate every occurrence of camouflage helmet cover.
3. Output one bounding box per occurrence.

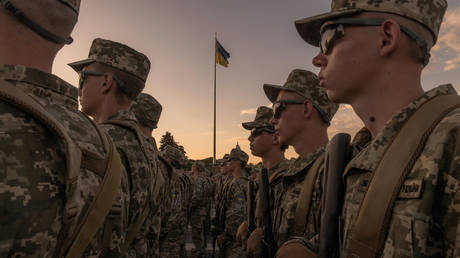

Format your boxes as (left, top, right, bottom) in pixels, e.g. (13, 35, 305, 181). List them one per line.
(68, 38, 151, 83)
(263, 69, 339, 125)
(295, 0, 448, 47)
(131, 93, 162, 129)
(242, 106, 274, 130)
(162, 145, 186, 168)
(228, 145, 249, 164)
(193, 161, 207, 173)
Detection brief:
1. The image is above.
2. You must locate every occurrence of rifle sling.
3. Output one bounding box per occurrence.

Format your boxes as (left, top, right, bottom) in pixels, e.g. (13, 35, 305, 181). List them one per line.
(346, 94, 460, 258)
(294, 153, 325, 235)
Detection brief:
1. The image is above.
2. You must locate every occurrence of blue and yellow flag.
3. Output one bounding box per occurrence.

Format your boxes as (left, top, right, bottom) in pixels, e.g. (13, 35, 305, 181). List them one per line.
(215, 40, 230, 67)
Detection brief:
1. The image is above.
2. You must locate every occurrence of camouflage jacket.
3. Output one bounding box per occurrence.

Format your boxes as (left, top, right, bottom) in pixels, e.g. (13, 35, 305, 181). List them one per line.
(0, 65, 128, 257)
(191, 173, 213, 216)
(341, 84, 460, 257)
(101, 110, 153, 257)
(272, 147, 325, 250)
(255, 159, 291, 227)
(222, 176, 249, 241)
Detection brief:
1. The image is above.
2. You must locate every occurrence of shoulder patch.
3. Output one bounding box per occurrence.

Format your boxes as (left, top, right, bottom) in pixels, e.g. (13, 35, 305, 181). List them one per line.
(398, 179, 423, 199)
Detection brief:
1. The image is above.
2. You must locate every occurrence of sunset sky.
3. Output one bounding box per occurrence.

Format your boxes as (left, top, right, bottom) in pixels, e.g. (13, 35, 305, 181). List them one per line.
(53, 0, 460, 163)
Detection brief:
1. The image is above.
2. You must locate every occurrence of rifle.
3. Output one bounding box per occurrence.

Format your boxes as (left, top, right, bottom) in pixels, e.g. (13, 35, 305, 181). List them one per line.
(260, 168, 275, 258)
(247, 179, 256, 238)
(318, 133, 351, 258)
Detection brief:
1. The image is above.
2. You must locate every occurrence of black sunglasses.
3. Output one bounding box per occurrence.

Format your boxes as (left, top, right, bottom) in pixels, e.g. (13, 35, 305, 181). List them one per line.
(250, 127, 275, 138)
(78, 70, 104, 89)
(319, 18, 429, 66)
(272, 100, 305, 119)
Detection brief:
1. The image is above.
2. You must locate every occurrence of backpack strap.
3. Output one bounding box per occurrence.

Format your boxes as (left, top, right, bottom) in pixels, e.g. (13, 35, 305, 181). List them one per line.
(346, 94, 460, 258)
(294, 153, 325, 235)
(64, 136, 123, 258)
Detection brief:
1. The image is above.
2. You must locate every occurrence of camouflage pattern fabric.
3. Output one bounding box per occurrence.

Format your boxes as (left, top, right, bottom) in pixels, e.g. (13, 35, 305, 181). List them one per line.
(219, 176, 249, 257)
(131, 93, 162, 129)
(228, 145, 249, 164)
(189, 174, 213, 257)
(101, 110, 154, 257)
(68, 38, 151, 83)
(295, 0, 448, 46)
(341, 84, 460, 257)
(159, 171, 192, 258)
(272, 147, 325, 250)
(254, 159, 291, 228)
(0, 64, 128, 256)
(264, 69, 339, 125)
(242, 106, 274, 130)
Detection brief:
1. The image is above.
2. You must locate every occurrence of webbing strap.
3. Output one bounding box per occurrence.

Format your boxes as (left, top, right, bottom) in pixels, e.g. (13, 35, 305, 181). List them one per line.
(294, 153, 325, 235)
(346, 94, 460, 258)
(121, 204, 151, 253)
(65, 137, 122, 257)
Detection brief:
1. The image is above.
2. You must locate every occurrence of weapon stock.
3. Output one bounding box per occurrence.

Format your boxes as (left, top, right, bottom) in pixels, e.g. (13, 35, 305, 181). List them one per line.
(260, 168, 275, 258)
(318, 133, 351, 258)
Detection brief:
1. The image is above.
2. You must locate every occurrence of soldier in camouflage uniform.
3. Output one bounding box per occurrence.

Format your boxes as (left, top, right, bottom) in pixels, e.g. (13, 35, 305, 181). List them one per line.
(68, 38, 155, 257)
(0, 1, 128, 256)
(160, 145, 193, 258)
(130, 93, 173, 258)
(260, 69, 338, 256)
(217, 145, 250, 258)
(236, 106, 291, 256)
(189, 161, 213, 258)
(277, 0, 460, 257)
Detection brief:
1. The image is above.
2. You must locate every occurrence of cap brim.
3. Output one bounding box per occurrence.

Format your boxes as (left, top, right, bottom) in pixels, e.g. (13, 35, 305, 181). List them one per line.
(263, 83, 291, 103)
(67, 59, 96, 72)
(242, 122, 257, 130)
(295, 9, 362, 46)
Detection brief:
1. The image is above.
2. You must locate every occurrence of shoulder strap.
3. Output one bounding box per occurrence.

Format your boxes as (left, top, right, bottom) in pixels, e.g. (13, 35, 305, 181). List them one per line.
(294, 153, 325, 235)
(65, 136, 123, 258)
(346, 94, 460, 258)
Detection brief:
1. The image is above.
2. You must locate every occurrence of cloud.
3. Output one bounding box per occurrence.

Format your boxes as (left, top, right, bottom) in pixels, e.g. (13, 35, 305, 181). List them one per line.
(432, 6, 460, 71)
(240, 107, 257, 115)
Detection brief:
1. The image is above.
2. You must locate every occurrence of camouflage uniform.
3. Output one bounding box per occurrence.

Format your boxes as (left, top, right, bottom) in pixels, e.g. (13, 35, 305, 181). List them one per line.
(294, 0, 459, 257)
(69, 38, 154, 257)
(189, 162, 213, 258)
(262, 69, 338, 252)
(219, 146, 250, 258)
(159, 146, 192, 258)
(0, 0, 128, 256)
(0, 65, 128, 256)
(130, 93, 171, 258)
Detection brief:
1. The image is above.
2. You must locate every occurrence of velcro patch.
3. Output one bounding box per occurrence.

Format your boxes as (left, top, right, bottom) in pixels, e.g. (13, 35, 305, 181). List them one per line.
(398, 179, 423, 199)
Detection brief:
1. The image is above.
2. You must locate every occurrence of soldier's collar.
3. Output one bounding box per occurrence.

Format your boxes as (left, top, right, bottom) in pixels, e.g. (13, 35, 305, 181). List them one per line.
(284, 147, 325, 177)
(0, 64, 78, 102)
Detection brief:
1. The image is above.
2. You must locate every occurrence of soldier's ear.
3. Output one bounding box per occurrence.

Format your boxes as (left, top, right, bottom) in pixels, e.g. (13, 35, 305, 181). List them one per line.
(302, 100, 313, 120)
(379, 19, 401, 59)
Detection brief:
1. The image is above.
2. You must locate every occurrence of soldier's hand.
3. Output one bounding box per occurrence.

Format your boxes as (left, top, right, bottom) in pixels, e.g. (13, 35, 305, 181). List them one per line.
(246, 227, 263, 257)
(276, 242, 317, 258)
(236, 221, 248, 243)
(216, 234, 225, 248)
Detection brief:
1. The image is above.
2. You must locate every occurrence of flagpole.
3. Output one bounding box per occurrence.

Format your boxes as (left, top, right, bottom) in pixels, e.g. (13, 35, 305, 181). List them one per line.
(213, 32, 217, 167)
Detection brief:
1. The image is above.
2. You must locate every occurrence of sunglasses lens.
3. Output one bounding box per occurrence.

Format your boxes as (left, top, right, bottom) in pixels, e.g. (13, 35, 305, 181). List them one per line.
(78, 73, 85, 89)
(320, 24, 344, 54)
(273, 102, 284, 119)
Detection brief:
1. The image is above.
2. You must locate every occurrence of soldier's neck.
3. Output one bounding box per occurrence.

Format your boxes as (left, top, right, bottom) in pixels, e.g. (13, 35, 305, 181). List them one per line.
(292, 128, 328, 158)
(0, 24, 59, 73)
(94, 97, 131, 123)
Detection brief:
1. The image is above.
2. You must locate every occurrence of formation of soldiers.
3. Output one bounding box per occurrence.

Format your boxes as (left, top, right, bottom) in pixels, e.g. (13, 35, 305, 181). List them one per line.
(1, 0, 459, 258)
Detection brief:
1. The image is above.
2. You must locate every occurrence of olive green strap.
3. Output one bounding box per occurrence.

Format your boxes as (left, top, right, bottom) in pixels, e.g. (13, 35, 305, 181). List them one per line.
(294, 153, 325, 235)
(346, 94, 460, 258)
(64, 137, 122, 258)
(121, 204, 151, 253)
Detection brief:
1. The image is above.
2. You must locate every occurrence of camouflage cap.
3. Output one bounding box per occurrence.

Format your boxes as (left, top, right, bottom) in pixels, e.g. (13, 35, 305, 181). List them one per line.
(59, 0, 80, 14)
(242, 106, 274, 130)
(217, 154, 229, 165)
(295, 0, 448, 46)
(263, 69, 339, 125)
(228, 145, 249, 164)
(162, 145, 186, 168)
(68, 38, 151, 82)
(131, 93, 162, 129)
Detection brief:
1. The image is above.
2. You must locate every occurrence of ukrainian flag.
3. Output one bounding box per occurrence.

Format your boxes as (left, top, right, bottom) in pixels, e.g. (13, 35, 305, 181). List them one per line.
(216, 40, 230, 67)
